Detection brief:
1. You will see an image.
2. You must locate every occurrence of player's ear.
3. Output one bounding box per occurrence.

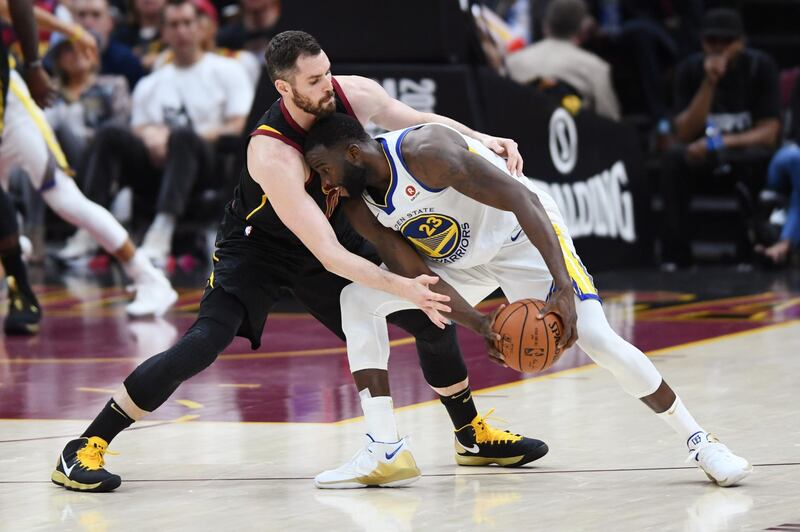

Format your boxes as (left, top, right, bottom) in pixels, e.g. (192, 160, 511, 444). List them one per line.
(346, 143, 362, 163)
(274, 79, 290, 97)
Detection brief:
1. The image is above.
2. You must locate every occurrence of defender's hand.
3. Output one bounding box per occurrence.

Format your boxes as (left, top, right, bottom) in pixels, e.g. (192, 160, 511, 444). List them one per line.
(538, 287, 578, 349)
(480, 135, 523, 176)
(405, 274, 451, 329)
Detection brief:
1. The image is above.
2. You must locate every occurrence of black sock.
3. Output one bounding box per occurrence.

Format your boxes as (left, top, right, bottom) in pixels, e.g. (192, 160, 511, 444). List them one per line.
(1, 247, 37, 302)
(81, 399, 135, 443)
(439, 386, 479, 429)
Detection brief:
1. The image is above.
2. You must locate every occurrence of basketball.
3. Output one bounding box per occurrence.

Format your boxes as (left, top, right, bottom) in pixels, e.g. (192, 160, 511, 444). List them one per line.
(491, 299, 565, 373)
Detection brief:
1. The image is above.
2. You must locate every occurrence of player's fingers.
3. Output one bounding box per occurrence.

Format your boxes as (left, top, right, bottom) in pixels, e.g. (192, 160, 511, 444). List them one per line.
(417, 274, 439, 285)
(486, 139, 504, 155)
(559, 321, 578, 349)
(429, 301, 452, 313)
(424, 309, 447, 329)
(537, 303, 554, 319)
(425, 290, 450, 303)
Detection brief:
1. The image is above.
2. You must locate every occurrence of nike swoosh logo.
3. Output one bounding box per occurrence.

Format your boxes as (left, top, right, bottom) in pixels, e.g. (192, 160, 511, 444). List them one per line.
(110, 403, 130, 420)
(510, 229, 523, 241)
(61, 454, 76, 477)
(385, 444, 404, 460)
(459, 443, 480, 454)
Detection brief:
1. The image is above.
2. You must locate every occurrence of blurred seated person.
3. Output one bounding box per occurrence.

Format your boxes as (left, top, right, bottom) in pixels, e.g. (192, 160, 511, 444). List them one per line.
(506, 0, 621, 121)
(112, 0, 165, 71)
(216, 0, 279, 57)
(152, 0, 258, 83)
(66, 0, 252, 264)
(45, 38, 130, 168)
(756, 79, 800, 265)
(73, 0, 145, 88)
(659, 8, 780, 268)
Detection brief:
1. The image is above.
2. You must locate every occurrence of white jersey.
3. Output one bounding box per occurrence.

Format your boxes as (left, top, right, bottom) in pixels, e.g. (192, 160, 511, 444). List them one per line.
(364, 124, 564, 269)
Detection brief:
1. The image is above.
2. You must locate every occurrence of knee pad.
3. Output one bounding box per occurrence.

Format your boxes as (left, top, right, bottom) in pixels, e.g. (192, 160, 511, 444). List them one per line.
(123, 315, 238, 412)
(415, 323, 468, 388)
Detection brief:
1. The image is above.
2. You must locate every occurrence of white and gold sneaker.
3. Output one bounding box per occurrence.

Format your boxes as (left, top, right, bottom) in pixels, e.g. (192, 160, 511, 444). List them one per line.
(314, 435, 421, 489)
(687, 432, 752, 487)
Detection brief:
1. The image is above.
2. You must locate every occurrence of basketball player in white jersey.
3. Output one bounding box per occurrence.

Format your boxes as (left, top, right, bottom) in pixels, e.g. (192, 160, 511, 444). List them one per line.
(303, 113, 752, 488)
(0, 64, 177, 321)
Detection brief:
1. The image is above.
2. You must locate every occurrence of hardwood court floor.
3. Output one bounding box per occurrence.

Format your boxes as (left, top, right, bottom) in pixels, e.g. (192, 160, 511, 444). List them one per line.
(1, 266, 799, 531)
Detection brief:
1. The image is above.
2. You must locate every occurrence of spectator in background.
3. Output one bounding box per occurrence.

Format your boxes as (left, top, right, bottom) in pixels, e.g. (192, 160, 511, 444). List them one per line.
(216, 0, 279, 56)
(506, 0, 621, 121)
(112, 0, 165, 71)
(152, 0, 259, 83)
(72, 0, 252, 264)
(46, 38, 130, 168)
(73, 0, 144, 88)
(756, 80, 800, 265)
(659, 8, 780, 268)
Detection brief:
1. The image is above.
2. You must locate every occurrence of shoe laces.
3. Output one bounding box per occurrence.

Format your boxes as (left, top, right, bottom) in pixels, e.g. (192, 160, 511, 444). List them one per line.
(471, 409, 522, 445)
(76, 437, 118, 471)
(687, 441, 734, 469)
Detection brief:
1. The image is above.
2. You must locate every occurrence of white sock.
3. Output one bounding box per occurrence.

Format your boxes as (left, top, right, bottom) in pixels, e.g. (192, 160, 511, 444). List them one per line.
(142, 213, 176, 250)
(122, 249, 161, 284)
(655, 396, 706, 449)
(360, 394, 398, 443)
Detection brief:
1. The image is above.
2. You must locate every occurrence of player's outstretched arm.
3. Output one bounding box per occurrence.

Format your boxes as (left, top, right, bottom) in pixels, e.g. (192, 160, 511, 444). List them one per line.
(406, 126, 579, 349)
(337, 75, 523, 176)
(247, 136, 450, 325)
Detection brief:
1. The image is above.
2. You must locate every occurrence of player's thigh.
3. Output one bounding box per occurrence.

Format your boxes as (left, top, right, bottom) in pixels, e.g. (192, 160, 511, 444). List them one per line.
(427, 263, 499, 307)
(488, 240, 554, 303)
(1, 72, 69, 189)
(291, 265, 355, 340)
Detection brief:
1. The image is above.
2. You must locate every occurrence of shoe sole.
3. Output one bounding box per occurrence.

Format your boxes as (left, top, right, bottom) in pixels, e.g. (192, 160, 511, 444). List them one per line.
(51, 470, 121, 492)
(314, 470, 421, 490)
(456, 442, 549, 468)
(707, 463, 754, 487)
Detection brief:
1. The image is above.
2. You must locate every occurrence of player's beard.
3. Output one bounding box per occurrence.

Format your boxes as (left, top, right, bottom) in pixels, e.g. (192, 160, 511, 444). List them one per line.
(340, 160, 368, 198)
(292, 89, 336, 117)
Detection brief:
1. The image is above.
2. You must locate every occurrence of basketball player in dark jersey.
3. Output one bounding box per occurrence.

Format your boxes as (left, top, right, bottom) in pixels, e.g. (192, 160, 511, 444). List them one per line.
(52, 30, 546, 492)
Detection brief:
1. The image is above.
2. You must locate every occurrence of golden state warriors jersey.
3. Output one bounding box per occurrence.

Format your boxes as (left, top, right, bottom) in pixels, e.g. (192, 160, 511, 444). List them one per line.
(366, 124, 563, 269)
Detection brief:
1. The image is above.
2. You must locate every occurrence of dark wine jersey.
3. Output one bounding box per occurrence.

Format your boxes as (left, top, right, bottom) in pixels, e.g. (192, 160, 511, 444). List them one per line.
(220, 77, 360, 257)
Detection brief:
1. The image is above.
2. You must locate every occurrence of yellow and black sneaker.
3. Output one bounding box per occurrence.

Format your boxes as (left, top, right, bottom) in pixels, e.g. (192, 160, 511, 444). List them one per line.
(454, 409, 548, 467)
(4, 277, 41, 335)
(51, 437, 121, 492)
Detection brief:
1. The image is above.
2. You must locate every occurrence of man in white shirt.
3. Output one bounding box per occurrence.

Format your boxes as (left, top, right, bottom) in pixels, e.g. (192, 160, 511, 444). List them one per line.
(76, 0, 254, 264)
(506, 0, 621, 121)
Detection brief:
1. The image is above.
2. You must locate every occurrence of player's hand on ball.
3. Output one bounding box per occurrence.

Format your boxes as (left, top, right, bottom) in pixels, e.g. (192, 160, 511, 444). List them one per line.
(538, 287, 578, 349)
(480, 135, 523, 176)
(480, 305, 506, 367)
(407, 274, 451, 329)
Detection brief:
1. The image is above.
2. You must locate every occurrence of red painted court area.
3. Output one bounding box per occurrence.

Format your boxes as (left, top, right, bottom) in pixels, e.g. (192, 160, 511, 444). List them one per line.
(1, 287, 798, 423)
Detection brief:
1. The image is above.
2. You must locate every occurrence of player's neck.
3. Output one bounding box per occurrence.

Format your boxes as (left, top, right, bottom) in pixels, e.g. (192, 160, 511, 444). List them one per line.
(282, 100, 317, 131)
(365, 143, 392, 197)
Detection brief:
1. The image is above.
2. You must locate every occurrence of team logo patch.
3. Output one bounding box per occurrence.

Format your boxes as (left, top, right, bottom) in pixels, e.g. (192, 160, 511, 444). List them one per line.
(400, 214, 461, 259)
(405, 185, 417, 197)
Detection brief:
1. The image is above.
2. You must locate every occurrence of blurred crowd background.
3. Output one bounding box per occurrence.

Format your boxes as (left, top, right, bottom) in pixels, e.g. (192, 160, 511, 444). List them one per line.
(6, 0, 800, 273)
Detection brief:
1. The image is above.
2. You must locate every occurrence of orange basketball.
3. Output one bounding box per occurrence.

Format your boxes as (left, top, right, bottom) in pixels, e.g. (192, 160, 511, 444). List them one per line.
(491, 299, 565, 373)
